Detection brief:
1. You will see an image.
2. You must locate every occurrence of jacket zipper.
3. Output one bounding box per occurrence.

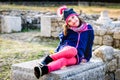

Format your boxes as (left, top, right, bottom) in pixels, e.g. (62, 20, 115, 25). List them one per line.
(76, 32, 81, 64)
(76, 32, 80, 48)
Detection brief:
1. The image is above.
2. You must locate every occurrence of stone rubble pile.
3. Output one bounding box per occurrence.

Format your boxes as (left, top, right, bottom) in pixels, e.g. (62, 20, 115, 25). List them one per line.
(92, 11, 120, 48)
(92, 45, 120, 80)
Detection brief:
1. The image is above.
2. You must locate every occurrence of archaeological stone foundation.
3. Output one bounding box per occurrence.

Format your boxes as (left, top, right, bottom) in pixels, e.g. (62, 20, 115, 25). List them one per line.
(0, 10, 120, 80)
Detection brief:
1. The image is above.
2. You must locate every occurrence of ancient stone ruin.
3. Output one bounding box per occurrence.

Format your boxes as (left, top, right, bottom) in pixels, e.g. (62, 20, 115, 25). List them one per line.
(0, 9, 120, 80)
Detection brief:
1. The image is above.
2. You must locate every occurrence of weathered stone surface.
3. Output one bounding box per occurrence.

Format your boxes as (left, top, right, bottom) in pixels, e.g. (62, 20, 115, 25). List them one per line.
(114, 49, 120, 68)
(1, 16, 22, 33)
(40, 15, 51, 37)
(93, 45, 114, 62)
(113, 30, 120, 39)
(103, 35, 113, 46)
(106, 29, 114, 35)
(0, 15, 2, 32)
(113, 40, 120, 48)
(112, 21, 120, 27)
(106, 59, 117, 72)
(94, 36, 103, 45)
(115, 69, 120, 80)
(97, 28, 107, 36)
(11, 59, 105, 80)
(96, 10, 112, 25)
(40, 15, 62, 37)
(51, 31, 59, 37)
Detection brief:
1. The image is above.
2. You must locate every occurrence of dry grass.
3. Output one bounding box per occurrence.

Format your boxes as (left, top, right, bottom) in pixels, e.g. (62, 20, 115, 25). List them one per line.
(0, 38, 57, 80)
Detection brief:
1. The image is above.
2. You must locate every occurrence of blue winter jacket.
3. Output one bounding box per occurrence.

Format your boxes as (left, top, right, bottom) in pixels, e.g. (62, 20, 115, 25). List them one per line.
(55, 24, 94, 64)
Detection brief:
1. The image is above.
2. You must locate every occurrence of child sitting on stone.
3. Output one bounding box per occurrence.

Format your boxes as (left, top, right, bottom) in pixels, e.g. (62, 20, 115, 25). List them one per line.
(34, 5, 94, 79)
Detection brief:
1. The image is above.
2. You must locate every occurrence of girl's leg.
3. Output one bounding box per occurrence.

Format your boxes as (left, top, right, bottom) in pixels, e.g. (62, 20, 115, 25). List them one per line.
(50, 46, 77, 60)
(47, 57, 77, 72)
(40, 46, 77, 65)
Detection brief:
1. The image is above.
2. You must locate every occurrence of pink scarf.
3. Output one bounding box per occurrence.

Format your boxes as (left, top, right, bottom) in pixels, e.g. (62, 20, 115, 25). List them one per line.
(69, 23, 88, 32)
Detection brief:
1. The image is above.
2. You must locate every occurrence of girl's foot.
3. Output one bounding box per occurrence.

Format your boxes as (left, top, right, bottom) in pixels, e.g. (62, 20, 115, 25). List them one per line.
(34, 65, 49, 79)
(34, 66, 42, 79)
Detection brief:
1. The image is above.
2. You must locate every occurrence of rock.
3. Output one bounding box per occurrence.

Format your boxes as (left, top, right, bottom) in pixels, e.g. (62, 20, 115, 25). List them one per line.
(112, 21, 120, 27)
(93, 45, 114, 62)
(113, 40, 120, 48)
(103, 35, 113, 46)
(0, 16, 22, 33)
(94, 36, 103, 45)
(114, 49, 120, 68)
(113, 30, 120, 39)
(96, 10, 112, 25)
(115, 69, 120, 80)
(106, 59, 117, 72)
(11, 59, 105, 80)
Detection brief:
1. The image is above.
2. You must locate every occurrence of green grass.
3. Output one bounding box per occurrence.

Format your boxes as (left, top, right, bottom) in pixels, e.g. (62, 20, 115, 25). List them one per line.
(0, 38, 59, 80)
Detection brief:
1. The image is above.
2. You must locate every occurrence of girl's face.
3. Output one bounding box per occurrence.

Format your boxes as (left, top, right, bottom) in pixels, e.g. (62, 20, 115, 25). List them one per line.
(67, 15, 80, 28)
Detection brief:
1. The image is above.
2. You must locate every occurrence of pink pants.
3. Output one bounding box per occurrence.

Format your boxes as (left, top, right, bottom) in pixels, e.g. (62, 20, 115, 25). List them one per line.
(47, 46, 77, 72)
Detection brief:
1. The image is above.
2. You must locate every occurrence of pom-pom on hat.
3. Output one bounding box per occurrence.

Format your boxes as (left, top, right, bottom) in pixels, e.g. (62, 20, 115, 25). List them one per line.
(57, 5, 77, 21)
(57, 5, 67, 18)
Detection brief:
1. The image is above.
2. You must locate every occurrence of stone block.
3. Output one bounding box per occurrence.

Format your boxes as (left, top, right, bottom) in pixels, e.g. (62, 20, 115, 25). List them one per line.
(112, 21, 120, 27)
(96, 10, 112, 25)
(114, 49, 120, 68)
(40, 15, 61, 37)
(11, 59, 105, 80)
(40, 16, 51, 37)
(94, 36, 103, 45)
(106, 59, 117, 72)
(113, 30, 120, 40)
(93, 45, 114, 62)
(103, 35, 113, 46)
(98, 29, 107, 36)
(113, 40, 120, 48)
(1, 16, 22, 33)
(115, 69, 120, 80)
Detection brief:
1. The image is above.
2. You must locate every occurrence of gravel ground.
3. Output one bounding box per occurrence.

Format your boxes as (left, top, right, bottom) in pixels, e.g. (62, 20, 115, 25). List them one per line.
(0, 31, 41, 42)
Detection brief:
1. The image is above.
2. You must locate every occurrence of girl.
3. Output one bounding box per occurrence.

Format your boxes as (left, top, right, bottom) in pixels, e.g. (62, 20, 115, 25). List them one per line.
(34, 6, 94, 79)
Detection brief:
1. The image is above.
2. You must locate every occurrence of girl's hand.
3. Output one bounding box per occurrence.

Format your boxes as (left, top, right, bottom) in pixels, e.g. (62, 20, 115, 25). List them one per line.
(81, 59, 87, 63)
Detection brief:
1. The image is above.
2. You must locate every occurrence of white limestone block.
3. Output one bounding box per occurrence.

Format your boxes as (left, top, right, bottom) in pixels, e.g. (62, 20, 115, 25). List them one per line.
(41, 15, 51, 37)
(1, 16, 22, 33)
(40, 15, 61, 37)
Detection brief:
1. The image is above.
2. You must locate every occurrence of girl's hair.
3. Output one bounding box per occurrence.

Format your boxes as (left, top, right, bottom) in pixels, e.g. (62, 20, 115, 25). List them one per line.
(63, 17, 84, 36)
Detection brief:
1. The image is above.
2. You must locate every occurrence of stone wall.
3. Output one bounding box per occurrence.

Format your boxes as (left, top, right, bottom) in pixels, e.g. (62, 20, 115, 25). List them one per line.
(0, 10, 55, 32)
(92, 11, 120, 48)
(0, 10, 120, 48)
